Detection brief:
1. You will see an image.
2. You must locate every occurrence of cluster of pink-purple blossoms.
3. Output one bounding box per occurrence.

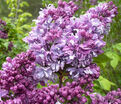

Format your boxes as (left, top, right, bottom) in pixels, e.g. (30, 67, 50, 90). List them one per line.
(90, 88, 121, 104)
(24, 0, 117, 83)
(0, 51, 36, 103)
(0, 51, 98, 104)
(0, 0, 120, 104)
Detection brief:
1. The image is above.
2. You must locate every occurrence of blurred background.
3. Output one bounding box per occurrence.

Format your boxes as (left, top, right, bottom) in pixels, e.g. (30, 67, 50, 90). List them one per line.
(0, 0, 121, 95)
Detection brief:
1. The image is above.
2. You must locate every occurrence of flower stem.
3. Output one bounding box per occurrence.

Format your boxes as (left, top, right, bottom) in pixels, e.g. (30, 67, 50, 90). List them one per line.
(59, 72, 63, 88)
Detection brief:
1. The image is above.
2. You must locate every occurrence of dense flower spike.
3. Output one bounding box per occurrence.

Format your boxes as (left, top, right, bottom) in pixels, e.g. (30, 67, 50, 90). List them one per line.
(24, 1, 117, 82)
(0, 19, 8, 39)
(0, 51, 36, 103)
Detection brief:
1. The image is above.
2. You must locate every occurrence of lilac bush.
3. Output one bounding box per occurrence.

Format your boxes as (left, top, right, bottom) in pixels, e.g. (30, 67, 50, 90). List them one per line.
(0, 0, 119, 104)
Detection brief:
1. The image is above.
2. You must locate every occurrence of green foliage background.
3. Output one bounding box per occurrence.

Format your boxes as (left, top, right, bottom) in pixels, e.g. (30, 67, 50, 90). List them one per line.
(0, 0, 121, 96)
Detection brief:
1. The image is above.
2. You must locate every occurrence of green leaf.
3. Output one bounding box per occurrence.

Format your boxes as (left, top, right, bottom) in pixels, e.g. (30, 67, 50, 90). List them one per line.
(20, 1, 29, 7)
(113, 43, 121, 52)
(8, 13, 15, 17)
(37, 83, 43, 89)
(98, 76, 116, 91)
(6, 0, 10, 4)
(110, 58, 118, 69)
(17, 9, 23, 13)
(105, 51, 120, 69)
(3, 42, 9, 49)
(93, 54, 110, 63)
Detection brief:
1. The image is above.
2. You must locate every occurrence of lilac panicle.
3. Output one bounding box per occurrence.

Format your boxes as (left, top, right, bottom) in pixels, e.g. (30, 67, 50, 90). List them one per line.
(24, 1, 117, 82)
(24, 0, 79, 82)
(0, 50, 36, 103)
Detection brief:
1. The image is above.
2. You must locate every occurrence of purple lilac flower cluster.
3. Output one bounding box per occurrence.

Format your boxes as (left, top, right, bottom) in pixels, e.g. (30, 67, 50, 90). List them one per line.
(0, 19, 8, 39)
(0, 54, 99, 103)
(0, 52, 120, 104)
(24, 0, 117, 83)
(0, 50, 99, 104)
(27, 84, 59, 104)
(27, 72, 99, 104)
(56, 75, 95, 104)
(90, 88, 121, 104)
(0, 51, 36, 103)
(0, 0, 118, 104)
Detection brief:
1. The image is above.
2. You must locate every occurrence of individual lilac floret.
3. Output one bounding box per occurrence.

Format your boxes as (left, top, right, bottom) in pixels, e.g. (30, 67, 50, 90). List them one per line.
(0, 50, 36, 103)
(24, 1, 117, 82)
